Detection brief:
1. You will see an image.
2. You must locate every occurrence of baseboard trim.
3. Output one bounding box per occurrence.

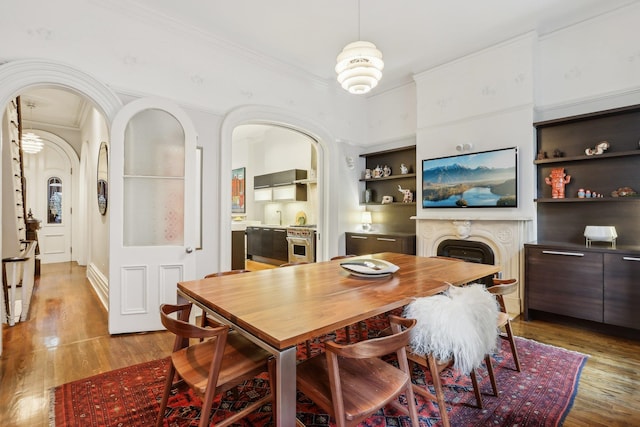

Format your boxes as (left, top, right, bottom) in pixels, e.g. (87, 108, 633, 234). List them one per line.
(87, 263, 108, 311)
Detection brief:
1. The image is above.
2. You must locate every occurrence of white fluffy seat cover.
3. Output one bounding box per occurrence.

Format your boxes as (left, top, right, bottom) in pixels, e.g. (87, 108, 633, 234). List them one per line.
(403, 283, 499, 374)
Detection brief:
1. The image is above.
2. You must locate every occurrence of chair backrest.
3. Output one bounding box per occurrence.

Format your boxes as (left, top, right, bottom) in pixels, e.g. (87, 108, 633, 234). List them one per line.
(487, 278, 518, 312)
(203, 269, 250, 279)
(322, 315, 418, 424)
(325, 315, 415, 359)
(160, 303, 229, 352)
(404, 284, 499, 374)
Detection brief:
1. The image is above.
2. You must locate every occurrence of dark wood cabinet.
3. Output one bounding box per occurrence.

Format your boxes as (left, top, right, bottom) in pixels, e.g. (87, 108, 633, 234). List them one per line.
(231, 230, 245, 270)
(271, 228, 288, 262)
(246, 226, 288, 264)
(603, 253, 640, 329)
(525, 245, 603, 322)
(346, 232, 416, 256)
(525, 243, 640, 331)
(246, 227, 261, 257)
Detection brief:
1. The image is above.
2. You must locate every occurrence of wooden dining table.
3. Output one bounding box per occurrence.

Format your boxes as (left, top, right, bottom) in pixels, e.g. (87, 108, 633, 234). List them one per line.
(177, 252, 501, 426)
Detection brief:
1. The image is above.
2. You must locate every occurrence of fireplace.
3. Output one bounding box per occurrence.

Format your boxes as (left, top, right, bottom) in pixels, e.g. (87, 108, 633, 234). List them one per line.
(437, 239, 495, 285)
(415, 217, 534, 315)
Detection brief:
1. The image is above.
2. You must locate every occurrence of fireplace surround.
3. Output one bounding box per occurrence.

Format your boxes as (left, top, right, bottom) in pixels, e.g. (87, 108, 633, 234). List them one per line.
(416, 217, 533, 315)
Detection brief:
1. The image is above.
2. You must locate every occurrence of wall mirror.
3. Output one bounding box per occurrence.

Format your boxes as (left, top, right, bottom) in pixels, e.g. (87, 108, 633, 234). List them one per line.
(97, 141, 108, 215)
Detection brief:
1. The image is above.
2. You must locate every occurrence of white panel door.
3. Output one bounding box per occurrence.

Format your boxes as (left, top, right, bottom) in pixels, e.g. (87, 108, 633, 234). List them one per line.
(23, 142, 72, 264)
(109, 98, 197, 334)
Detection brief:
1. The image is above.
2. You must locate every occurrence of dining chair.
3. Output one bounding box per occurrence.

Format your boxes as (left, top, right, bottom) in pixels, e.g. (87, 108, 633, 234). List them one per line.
(296, 315, 420, 427)
(403, 284, 500, 427)
(156, 303, 277, 427)
(486, 278, 521, 371)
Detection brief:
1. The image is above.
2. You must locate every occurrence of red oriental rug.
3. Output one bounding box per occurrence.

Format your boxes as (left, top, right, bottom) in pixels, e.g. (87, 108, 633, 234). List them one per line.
(50, 336, 587, 426)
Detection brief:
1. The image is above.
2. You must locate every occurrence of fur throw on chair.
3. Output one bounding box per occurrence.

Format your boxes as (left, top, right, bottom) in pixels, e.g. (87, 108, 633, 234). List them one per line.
(403, 283, 499, 374)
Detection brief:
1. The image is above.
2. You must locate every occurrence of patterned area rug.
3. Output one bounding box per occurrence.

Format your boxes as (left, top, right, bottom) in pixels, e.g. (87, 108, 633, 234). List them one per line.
(50, 333, 587, 427)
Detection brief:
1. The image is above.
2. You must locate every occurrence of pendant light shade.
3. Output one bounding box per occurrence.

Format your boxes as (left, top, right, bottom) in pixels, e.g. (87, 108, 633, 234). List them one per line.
(335, 40, 384, 94)
(21, 101, 44, 154)
(21, 132, 44, 154)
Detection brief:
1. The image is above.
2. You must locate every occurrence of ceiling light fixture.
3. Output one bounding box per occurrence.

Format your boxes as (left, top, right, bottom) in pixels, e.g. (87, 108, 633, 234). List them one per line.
(21, 101, 44, 154)
(335, 0, 384, 95)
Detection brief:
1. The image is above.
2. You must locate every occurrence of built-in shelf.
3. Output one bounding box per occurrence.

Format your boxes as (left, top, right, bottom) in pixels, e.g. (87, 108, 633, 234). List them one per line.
(535, 197, 640, 203)
(534, 150, 640, 165)
(359, 173, 416, 182)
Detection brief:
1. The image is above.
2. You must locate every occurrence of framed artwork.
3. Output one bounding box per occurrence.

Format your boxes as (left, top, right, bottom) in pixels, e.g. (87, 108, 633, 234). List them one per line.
(232, 167, 246, 213)
(422, 147, 518, 208)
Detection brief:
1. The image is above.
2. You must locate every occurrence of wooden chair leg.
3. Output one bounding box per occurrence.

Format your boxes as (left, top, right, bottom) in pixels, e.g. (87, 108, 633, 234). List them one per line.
(485, 355, 499, 397)
(505, 321, 522, 371)
(156, 364, 176, 427)
(345, 325, 352, 343)
(411, 355, 451, 427)
(305, 340, 312, 358)
(469, 369, 484, 409)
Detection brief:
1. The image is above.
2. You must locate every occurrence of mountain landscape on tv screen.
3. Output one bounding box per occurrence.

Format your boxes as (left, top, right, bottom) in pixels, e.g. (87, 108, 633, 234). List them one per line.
(422, 163, 516, 207)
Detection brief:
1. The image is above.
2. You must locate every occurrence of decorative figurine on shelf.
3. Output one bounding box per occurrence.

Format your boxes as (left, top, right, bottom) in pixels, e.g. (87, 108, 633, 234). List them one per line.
(398, 185, 413, 203)
(537, 150, 548, 160)
(400, 163, 409, 174)
(552, 149, 564, 158)
(364, 168, 371, 179)
(383, 165, 392, 177)
(585, 140, 610, 156)
(545, 167, 571, 198)
(373, 165, 383, 178)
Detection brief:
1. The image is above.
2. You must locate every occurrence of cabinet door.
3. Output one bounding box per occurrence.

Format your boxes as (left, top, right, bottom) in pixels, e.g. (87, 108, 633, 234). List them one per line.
(260, 228, 274, 257)
(369, 236, 404, 254)
(526, 247, 603, 322)
(346, 233, 372, 255)
(246, 227, 261, 257)
(231, 230, 246, 270)
(272, 228, 288, 262)
(604, 253, 640, 330)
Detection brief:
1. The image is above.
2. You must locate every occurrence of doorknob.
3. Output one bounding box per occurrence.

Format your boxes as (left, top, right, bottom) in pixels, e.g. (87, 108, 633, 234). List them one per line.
(185, 247, 194, 254)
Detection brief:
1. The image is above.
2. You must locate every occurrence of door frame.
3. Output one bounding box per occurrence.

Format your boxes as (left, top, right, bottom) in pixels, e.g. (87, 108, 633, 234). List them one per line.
(0, 59, 123, 354)
(23, 130, 80, 264)
(219, 106, 341, 266)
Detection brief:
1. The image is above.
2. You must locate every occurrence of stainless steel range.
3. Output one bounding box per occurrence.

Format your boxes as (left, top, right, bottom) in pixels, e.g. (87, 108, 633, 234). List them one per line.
(286, 225, 316, 263)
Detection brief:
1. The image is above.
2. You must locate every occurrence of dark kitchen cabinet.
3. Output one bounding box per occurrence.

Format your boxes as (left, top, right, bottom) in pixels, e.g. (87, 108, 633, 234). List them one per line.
(231, 230, 245, 270)
(246, 227, 261, 258)
(246, 226, 288, 264)
(346, 232, 416, 256)
(271, 228, 288, 262)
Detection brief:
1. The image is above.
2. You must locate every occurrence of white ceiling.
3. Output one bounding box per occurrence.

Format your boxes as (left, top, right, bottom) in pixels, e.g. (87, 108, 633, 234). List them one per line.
(18, 0, 637, 129)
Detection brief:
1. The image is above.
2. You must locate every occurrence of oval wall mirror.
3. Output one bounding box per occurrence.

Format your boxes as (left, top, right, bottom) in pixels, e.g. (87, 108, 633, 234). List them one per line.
(97, 141, 108, 215)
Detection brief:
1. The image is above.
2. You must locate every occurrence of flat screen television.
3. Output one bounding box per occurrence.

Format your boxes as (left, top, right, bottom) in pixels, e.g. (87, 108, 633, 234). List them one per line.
(422, 147, 518, 208)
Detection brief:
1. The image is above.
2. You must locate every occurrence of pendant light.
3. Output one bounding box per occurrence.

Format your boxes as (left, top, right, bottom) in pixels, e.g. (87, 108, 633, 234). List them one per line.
(21, 101, 44, 154)
(335, 0, 384, 94)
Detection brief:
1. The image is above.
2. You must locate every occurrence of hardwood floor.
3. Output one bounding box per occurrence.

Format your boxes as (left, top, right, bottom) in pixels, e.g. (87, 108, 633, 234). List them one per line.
(1, 262, 639, 426)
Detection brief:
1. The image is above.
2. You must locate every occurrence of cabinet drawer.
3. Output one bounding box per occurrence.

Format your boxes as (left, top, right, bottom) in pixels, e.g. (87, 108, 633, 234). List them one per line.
(526, 247, 603, 322)
(346, 233, 415, 256)
(604, 253, 640, 330)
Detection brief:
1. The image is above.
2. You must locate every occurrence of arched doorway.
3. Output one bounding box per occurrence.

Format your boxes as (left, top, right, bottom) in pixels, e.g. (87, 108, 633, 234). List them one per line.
(219, 106, 341, 268)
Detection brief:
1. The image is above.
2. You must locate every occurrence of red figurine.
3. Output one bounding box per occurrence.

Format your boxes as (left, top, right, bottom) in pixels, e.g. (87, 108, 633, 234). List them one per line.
(545, 168, 571, 198)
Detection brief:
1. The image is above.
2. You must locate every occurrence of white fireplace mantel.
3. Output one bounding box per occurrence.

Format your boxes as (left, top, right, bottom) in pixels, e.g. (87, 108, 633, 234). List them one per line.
(414, 216, 534, 315)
